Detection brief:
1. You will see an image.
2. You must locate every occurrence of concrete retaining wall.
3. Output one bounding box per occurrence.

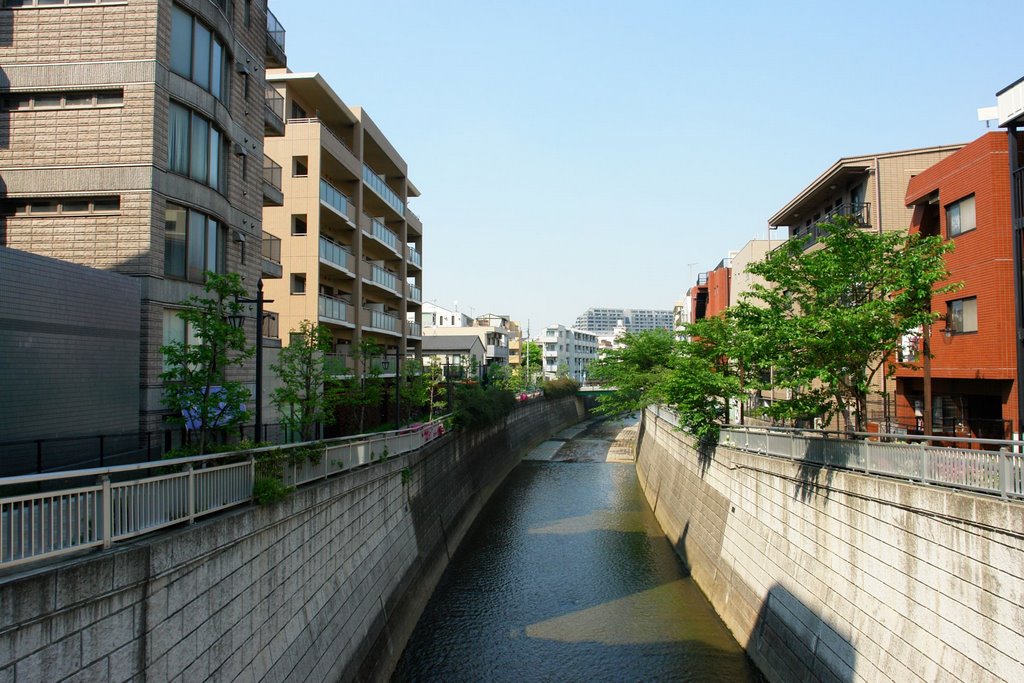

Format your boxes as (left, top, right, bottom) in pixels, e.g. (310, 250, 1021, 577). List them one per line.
(636, 407, 1024, 683)
(0, 396, 585, 683)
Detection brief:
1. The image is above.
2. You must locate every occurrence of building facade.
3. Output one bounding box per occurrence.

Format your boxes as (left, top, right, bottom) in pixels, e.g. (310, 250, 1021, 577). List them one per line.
(573, 307, 673, 335)
(895, 133, 1017, 439)
(0, 0, 284, 432)
(541, 325, 598, 382)
(423, 313, 510, 371)
(261, 70, 423, 377)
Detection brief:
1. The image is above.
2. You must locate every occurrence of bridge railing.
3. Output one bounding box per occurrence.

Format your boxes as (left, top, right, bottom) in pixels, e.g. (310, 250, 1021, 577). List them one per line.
(0, 417, 450, 570)
(648, 406, 1024, 500)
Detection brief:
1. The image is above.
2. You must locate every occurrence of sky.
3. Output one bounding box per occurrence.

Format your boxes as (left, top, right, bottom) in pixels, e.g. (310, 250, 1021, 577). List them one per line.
(273, 0, 1022, 331)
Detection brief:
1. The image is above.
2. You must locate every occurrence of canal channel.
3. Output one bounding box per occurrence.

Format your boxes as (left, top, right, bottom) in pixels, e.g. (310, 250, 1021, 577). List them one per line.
(391, 417, 761, 681)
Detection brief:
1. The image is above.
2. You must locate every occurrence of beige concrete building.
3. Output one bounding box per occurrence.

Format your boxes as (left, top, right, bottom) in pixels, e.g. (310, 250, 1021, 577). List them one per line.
(728, 239, 771, 307)
(262, 70, 423, 376)
(0, 0, 286, 432)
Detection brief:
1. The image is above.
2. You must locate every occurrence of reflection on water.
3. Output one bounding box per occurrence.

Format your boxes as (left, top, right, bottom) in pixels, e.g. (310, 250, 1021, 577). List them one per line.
(391, 462, 760, 682)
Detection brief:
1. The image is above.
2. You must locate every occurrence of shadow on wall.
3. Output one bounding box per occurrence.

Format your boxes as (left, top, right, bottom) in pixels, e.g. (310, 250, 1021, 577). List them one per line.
(794, 459, 837, 504)
(749, 583, 856, 682)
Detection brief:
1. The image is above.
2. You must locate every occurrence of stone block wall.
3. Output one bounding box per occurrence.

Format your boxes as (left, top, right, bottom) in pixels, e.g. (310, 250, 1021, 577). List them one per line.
(636, 407, 1024, 682)
(0, 396, 585, 682)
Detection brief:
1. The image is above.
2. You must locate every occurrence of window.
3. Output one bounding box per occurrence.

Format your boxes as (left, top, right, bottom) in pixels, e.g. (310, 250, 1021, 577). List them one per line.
(164, 203, 226, 283)
(1, 196, 119, 216)
(293, 156, 308, 177)
(946, 297, 978, 334)
(169, 5, 229, 101)
(3, 0, 123, 5)
(291, 101, 308, 119)
(291, 273, 306, 294)
(168, 101, 225, 192)
(1, 90, 123, 110)
(946, 195, 976, 237)
(292, 215, 307, 235)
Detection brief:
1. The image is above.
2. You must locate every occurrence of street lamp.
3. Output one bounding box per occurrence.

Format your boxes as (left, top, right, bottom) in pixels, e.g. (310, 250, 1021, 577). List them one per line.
(226, 279, 274, 442)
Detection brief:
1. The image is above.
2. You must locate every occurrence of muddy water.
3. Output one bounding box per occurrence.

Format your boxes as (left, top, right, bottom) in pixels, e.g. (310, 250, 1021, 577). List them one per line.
(391, 419, 760, 682)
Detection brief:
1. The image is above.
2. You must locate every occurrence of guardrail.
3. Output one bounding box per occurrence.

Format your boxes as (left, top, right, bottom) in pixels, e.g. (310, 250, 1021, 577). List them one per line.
(649, 406, 1024, 500)
(0, 418, 448, 569)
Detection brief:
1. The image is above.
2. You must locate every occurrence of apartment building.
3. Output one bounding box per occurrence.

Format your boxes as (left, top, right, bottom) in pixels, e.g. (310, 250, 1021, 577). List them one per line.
(729, 240, 771, 308)
(423, 313, 510, 371)
(261, 70, 423, 376)
(422, 301, 472, 328)
(541, 325, 598, 382)
(0, 0, 283, 432)
(687, 273, 708, 323)
(894, 133, 1017, 439)
(573, 307, 673, 335)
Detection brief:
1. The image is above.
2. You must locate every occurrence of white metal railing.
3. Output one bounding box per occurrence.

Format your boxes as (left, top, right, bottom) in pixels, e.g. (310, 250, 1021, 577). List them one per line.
(0, 417, 449, 569)
(644, 405, 1024, 500)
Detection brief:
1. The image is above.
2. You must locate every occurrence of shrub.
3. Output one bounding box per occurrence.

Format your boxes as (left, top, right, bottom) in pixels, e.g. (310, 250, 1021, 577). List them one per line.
(541, 377, 580, 399)
(451, 382, 516, 431)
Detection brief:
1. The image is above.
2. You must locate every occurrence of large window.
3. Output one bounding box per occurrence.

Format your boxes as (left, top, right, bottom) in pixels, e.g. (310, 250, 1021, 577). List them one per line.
(168, 101, 225, 192)
(947, 297, 978, 334)
(170, 5, 228, 101)
(946, 194, 976, 237)
(164, 203, 226, 282)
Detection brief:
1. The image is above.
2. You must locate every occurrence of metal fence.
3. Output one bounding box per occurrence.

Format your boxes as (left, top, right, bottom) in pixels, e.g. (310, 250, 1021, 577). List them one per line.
(0, 417, 449, 570)
(648, 406, 1024, 500)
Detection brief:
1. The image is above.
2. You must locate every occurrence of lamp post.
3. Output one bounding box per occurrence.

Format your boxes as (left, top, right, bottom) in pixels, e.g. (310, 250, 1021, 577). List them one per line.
(227, 279, 273, 442)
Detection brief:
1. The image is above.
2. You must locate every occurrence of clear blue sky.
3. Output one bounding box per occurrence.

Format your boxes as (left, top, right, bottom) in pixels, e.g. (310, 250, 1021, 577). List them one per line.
(273, 0, 1021, 331)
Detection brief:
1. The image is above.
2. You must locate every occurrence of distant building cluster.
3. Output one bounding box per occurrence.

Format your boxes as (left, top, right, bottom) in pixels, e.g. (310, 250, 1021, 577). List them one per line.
(573, 307, 673, 335)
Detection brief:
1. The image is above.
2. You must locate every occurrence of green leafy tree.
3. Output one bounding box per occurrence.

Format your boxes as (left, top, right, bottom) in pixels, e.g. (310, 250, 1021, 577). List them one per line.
(160, 273, 254, 454)
(588, 329, 675, 415)
(731, 215, 956, 431)
(271, 320, 341, 442)
(400, 359, 429, 422)
(424, 363, 448, 419)
(338, 338, 385, 432)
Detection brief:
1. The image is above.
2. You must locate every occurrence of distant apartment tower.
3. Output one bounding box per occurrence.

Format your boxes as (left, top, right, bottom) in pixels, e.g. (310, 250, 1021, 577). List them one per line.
(573, 307, 673, 334)
(262, 70, 423, 373)
(541, 325, 598, 382)
(0, 0, 284, 431)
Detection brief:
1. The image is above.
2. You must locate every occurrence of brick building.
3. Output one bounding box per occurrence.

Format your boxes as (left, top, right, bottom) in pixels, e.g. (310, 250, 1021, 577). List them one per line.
(0, 0, 284, 432)
(895, 133, 1017, 438)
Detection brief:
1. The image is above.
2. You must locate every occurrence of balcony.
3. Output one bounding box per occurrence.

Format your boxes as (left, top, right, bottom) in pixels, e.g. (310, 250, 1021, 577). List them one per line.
(262, 157, 283, 206)
(406, 320, 422, 338)
(261, 233, 282, 279)
(320, 178, 357, 225)
(264, 85, 284, 137)
(486, 345, 509, 360)
(361, 261, 400, 295)
(265, 6, 287, 68)
(362, 164, 405, 215)
(793, 202, 872, 250)
(324, 352, 353, 377)
(318, 295, 353, 327)
(407, 283, 422, 303)
(363, 307, 401, 336)
(319, 237, 354, 276)
(361, 213, 400, 255)
(696, 273, 708, 286)
(406, 245, 422, 269)
(405, 207, 423, 236)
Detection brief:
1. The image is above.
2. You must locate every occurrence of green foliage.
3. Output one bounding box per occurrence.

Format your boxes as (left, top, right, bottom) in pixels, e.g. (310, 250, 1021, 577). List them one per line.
(160, 273, 254, 454)
(541, 376, 581, 398)
(400, 359, 429, 419)
(451, 382, 516, 431)
(272, 320, 342, 442)
(401, 466, 413, 486)
(338, 339, 385, 432)
(253, 476, 292, 504)
(588, 329, 675, 415)
(731, 215, 956, 430)
(519, 341, 543, 371)
(423, 363, 449, 419)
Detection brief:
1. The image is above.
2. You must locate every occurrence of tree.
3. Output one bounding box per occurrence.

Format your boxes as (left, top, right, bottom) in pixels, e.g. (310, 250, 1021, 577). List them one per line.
(731, 215, 955, 431)
(338, 338, 385, 433)
(160, 273, 254, 454)
(271, 320, 341, 442)
(399, 359, 429, 421)
(423, 363, 448, 419)
(588, 329, 675, 416)
(520, 341, 543, 379)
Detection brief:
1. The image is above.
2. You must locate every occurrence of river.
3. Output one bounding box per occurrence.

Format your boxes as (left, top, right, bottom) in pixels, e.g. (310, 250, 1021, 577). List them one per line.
(391, 417, 761, 681)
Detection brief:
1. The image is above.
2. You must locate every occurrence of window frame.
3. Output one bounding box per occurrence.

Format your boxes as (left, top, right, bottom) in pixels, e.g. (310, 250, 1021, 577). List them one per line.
(1, 196, 120, 216)
(163, 202, 228, 284)
(169, 4, 230, 103)
(167, 101, 227, 193)
(946, 297, 978, 335)
(945, 194, 977, 238)
(1, 90, 124, 111)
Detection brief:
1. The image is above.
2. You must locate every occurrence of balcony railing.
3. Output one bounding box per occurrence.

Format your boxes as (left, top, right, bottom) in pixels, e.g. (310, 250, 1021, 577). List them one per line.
(264, 85, 284, 123)
(363, 308, 400, 334)
(324, 353, 353, 376)
(263, 157, 282, 192)
(696, 273, 708, 286)
(793, 202, 872, 249)
(407, 320, 422, 337)
(407, 283, 422, 302)
(266, 7, 285, 52)
(362, 214, 399, 253)
(362, 164, 405, 214)
(320, 178, 356, 223)
(319, 237, 353, 273)
(318, 295, 352, 324)
(407, 245, 422, 268)
(261, 233, 281, 263)
(362, 261, 399, 293)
